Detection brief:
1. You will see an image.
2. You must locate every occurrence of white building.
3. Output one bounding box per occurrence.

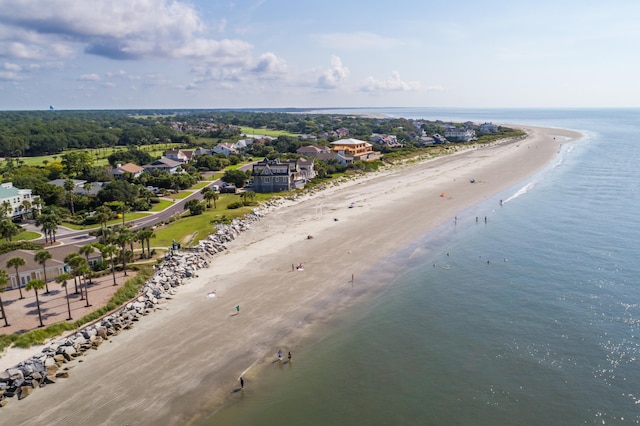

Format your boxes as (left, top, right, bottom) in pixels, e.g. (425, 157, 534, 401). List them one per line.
(0, 182, 37, 218)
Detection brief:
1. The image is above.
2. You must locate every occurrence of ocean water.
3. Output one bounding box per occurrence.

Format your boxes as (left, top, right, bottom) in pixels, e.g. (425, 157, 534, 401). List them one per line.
(206, 108, 640, 425)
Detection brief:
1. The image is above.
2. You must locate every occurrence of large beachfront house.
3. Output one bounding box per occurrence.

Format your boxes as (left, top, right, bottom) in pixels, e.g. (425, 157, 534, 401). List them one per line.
(330, 138, 379, 161)
(251, 158, 315, 193)
(0, 182, 38, 219)
(444, 126, 476, 142)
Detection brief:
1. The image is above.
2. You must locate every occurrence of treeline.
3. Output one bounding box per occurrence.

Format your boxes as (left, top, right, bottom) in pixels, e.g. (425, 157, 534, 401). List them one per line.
(0, 110, 189, 157)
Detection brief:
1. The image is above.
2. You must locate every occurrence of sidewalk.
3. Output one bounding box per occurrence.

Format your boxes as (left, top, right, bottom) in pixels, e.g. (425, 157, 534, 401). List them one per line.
(0, 270, 136, 336)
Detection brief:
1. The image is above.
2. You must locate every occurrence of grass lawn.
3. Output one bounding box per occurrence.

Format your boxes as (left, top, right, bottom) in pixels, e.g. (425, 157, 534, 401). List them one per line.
(150, 193, 254, 247)
(15, 230, 40, 241)
(149, 199, 173, 212)
(191, 181, 211, 190)
(62, 212, 152, 230)
(168, 191, 193, 200)
(239, 126, 297, 138)
(16, 143, 183, 167)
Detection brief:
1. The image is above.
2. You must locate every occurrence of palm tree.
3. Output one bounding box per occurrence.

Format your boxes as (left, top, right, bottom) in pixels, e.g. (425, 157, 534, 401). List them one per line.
(100, 244, 119, 286)
(115, 202, 130, 225)
(138, 227, 155, 258)
(31, 198, 42, 220)
(37, 212, 61, 244)
(78, 244, 95, 284)
(64, 253, 84, 295)
(211, 191, 219, 209)
(0, 270, 11, 327)
(95, 205, 113, 231)
(20, 199, 32, 220)
(76, 262, 92, 307)
(110, 226, 133, 276)
(63, 178, 76, 216)
(25, 278, 46, 327)
(56, 272, 74, 320)
(34, 249, 53, 293)
(6, 256, 26, 299)
(201, 187, 215, 208)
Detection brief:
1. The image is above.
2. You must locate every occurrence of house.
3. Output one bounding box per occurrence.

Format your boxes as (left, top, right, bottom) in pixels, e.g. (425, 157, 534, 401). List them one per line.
(0, 182, 37, 219)
(0, 244, 103, 290)
(432, 134, 447, 144)
(233, 139, 255, 150)
(296, 158, 316, 181)
(142, 157, 182, 174)
(444, 126, 476, 142)
(371, 134, 402, 148)
(252, 158, 310, 193)
(296, 145, 332, 157)
(48, 178, 107, 196)
(212, 143, 237, 156)
(330, 138, 378, 160)
(480, 122, 499, 134)
(112, 163, 145, 179)
(164, 150, 192, 163)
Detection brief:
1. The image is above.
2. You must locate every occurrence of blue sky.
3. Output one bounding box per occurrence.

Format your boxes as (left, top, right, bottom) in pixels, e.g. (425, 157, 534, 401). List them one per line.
(0, 0, 638, 110)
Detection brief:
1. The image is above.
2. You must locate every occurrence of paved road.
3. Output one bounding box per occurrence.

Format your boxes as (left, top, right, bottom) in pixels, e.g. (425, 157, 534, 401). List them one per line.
(30, 166, 253, 246)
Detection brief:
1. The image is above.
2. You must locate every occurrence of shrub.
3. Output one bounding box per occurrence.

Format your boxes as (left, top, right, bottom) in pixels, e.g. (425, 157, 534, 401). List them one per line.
(227, 201, 243, 209)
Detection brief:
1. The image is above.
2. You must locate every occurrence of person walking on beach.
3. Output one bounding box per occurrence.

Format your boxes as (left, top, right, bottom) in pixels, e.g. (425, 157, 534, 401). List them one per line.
(278, 350, 283, 361)
(288, 351, 292, 361)
(236, 305, 240, 314)
(240, 377, 244, 389)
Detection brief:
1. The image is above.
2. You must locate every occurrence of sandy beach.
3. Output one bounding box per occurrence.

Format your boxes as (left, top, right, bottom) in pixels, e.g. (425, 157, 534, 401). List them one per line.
(0, 125, 582, 425)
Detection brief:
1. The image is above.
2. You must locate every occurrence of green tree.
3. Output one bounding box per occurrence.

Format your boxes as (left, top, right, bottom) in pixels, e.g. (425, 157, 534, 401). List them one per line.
(0, 218, 21, 242)
(6, 256, 26, 299)
(137, 227, 155, 258)
(19, 199, 32, 220)
(110, 226, 133, 276)
(61, 151, 94, 177)
(100, 244, 119, 286)
(63, 178, 76, 215)
(34, 249, 53, 293)
(64, 252, 84, 295)
(201, 187, 214, 208)
(95, 205, 113, 230)
(97, 180, 140, 205)
(222, 169, 249, 188)
(0, 269, 10, 327)
(37, 212, 61, 244)
(55, 272, 74, 320)
(25, 278, 46, 327)
(184, 198, 205, 215)
(78, 244, 96, 284)
(76, 262, 92, 307)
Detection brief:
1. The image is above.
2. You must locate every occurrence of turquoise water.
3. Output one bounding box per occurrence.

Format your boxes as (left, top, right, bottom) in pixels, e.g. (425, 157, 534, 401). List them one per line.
(206, 109, 640, 425)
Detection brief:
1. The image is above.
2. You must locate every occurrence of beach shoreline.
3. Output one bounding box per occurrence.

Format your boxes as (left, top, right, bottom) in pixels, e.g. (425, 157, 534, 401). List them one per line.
(0, 125, 582, 425)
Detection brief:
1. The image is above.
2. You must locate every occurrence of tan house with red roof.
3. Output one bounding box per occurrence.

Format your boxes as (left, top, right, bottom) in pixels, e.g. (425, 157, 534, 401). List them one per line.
(113, 163, 145, 179)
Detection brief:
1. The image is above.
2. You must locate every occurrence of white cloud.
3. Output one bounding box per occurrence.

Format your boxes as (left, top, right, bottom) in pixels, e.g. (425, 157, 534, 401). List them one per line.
(252, 52, 287, 74)
(317, 55, 349, 89)
(312, 32, 406, 50)
(0, 0, 253, 63)
(79, 73, 100, 81)
(359, 71, 425, 92)
(0, 71, 21, 81)
(3, 62, 21, 71)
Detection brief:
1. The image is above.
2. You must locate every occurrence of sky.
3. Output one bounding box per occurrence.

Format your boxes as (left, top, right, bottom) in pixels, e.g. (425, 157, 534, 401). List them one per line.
(0, 0, 639, 110)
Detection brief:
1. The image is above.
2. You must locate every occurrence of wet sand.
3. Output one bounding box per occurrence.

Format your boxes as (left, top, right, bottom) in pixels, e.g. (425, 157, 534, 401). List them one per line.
(0, 125, 582, 425)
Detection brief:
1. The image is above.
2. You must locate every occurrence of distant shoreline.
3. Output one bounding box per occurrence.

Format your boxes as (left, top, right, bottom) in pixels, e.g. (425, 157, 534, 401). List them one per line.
(1, 125, 583, 425)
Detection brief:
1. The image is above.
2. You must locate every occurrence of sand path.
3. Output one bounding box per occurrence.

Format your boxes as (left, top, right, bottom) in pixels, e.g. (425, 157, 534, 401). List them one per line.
(0, 125, 582, 425)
